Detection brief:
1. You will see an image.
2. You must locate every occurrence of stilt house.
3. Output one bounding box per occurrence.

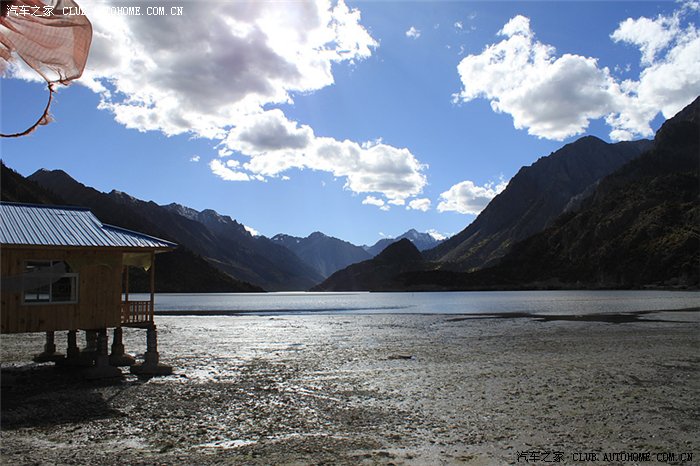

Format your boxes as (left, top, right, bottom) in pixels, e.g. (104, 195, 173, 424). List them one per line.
(0, 202, 176, 376)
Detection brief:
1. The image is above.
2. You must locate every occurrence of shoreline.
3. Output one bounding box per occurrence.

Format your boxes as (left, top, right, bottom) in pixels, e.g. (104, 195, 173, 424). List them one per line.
(2, 311, 699, 464)
(151, 306, 700, 320)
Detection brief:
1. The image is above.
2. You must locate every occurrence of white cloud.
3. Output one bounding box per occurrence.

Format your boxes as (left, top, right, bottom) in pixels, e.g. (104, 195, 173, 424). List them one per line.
(216, 109, 427, 203)
(9, 1, 428, 206)
(362, 196, 384, 206)
(454, 21, 463, 30)
(407, 198, 431, 212)
(362, 195, 390, 211)
(406, 26, 421, 39)
(437, 179, 507, 215)
(70, 1, 377, 139)
(189, 155, 200, 162)
(611, 14, 680, 65)
(225, 109, 313, 155)
(209, 159, 251, 182)
(455, 5, 700, 141)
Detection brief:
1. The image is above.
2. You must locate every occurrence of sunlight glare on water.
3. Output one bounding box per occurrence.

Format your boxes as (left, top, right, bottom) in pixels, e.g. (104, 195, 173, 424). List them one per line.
(126, 290, 700, 316)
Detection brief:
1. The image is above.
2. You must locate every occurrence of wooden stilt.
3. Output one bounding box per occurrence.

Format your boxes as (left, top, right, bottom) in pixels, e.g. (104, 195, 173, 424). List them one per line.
(33, 330, 64, 363)
(109, 327, 135, 366)
(56, 329, 90, 367)
(85, 328, 122, 379)
(130, 324, 172, 376)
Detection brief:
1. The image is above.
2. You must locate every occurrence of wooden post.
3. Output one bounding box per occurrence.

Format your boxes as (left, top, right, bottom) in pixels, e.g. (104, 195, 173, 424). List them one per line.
(124, 265, 130, 302)
(149, 251, 155, 322)
(56, 329, 87, 367)
(66, 330, 79, 359)
(85, 328, 122, 379)
(83, 330, 97, 353)
(130, 324, 172, 376)
(131, 251, 171, 376)
(109, 327, 135, 366)
(123, 265, 130, 323)
(33, 331, 63, 363)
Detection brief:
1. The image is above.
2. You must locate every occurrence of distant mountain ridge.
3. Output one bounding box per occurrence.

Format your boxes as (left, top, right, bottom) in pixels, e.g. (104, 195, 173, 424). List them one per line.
(310, 97, 698, 291)
(0, 164, 261, 293)
(406, 96, 699, 290)
(24, 169, 323, 291)
(271, 231, 372, 278)
(425, 136, 653, 271)
(4, 96, 694, 292)
(365, 229, 443, 256)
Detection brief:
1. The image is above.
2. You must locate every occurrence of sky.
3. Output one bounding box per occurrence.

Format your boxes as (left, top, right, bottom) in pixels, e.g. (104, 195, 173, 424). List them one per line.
(2, 0, 699, 246)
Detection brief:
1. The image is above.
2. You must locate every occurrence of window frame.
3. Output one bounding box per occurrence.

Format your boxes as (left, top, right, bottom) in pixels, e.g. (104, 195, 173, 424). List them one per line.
(21, 260, 79, 305)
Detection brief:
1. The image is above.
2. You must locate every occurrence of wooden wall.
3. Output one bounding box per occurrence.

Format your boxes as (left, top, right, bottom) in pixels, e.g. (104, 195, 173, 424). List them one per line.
(1, 247, 123, 333)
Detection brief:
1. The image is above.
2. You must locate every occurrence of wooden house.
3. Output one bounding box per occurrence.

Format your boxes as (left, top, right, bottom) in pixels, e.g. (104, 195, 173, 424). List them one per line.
(0, 202, 176, 377)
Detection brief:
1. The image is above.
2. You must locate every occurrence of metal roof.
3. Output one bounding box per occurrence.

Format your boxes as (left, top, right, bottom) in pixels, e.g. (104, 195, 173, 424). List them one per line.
(0, 202, 177, 250)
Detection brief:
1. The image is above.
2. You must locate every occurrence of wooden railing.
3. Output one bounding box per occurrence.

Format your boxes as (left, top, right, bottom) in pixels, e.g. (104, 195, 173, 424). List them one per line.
(121, 300, 154, 325)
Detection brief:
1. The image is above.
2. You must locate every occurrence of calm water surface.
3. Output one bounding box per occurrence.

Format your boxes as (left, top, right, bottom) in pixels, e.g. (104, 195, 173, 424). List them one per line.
(128, 290, 700, 316)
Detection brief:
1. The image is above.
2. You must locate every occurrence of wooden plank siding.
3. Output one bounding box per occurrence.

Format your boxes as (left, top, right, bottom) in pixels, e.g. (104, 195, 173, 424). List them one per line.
(1, 247, 123, 333)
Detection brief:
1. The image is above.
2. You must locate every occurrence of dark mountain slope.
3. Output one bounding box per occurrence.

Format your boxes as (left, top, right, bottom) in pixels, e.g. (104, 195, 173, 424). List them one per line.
(425, 136, 652, 271)
(272, 231, 372, 278)
(1, 163, 66, 205)
(161, 204, 324, 291)
(312, 239, 426, 291)
(407, 96, 700, 290)
(29, 170, 323, 291)
(1, 165, 258, 292)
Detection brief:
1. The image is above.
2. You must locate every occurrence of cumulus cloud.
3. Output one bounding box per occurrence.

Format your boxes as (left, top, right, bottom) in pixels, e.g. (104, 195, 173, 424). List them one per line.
(437, 179, 507, 215)
(407, 198, 431, 212)
(216, 109, 427, 203)
(406, 26, 421, 39)
(209, 159, 251, 182)
(612, 15, 680, 65)
(5, 1, 428, 206)
(189, 155, 200, 162)
(71, 0, 377, 138)
(362, 195, 390, 211)
(455, 4, 700, 141)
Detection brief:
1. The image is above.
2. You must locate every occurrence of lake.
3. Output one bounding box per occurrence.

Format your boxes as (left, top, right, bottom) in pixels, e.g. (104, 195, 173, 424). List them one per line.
(128, 290, 700, 316)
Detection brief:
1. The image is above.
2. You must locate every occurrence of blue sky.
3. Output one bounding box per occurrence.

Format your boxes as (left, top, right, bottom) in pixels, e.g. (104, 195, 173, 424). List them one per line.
(2, 1, 699, 245)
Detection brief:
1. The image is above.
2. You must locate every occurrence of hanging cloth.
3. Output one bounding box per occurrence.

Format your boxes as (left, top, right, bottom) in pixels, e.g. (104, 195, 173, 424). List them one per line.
(0, 0, 92, 137)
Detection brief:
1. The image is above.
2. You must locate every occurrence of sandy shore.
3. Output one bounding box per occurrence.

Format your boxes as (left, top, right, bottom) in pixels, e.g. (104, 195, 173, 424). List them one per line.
(2, 310, 699, 465)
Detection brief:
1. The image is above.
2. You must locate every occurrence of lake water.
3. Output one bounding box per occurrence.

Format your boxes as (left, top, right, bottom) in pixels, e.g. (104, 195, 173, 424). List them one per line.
(128, 290, 700, 316)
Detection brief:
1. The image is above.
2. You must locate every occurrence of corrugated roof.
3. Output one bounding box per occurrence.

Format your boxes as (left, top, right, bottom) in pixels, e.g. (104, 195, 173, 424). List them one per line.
(0, 202, 177, 249)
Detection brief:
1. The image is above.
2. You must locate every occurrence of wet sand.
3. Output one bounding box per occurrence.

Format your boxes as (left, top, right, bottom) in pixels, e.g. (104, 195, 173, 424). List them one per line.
(1, 310, 699, 465)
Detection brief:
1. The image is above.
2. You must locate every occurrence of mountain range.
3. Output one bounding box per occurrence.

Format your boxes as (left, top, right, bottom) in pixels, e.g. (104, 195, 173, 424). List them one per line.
(271, 232, 371, 279)
(425, 136, 653, 271)
(0, 164, 444, 290)
(3, 97, 697, 292)
(315, 96, 700, 291)
(0, 164, 260, 293)
(33, 170, 332, 291)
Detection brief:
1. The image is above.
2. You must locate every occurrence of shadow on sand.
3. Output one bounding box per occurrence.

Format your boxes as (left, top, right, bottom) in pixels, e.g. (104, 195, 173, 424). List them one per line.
(0, 364, 132, 429)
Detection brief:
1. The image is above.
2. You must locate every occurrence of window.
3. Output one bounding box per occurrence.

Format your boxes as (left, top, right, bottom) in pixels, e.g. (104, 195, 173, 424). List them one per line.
(22, 261, 78, 304)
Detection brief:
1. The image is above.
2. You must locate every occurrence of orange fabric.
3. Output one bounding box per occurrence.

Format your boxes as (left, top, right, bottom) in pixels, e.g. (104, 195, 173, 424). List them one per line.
(0, 0, 91, 83)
